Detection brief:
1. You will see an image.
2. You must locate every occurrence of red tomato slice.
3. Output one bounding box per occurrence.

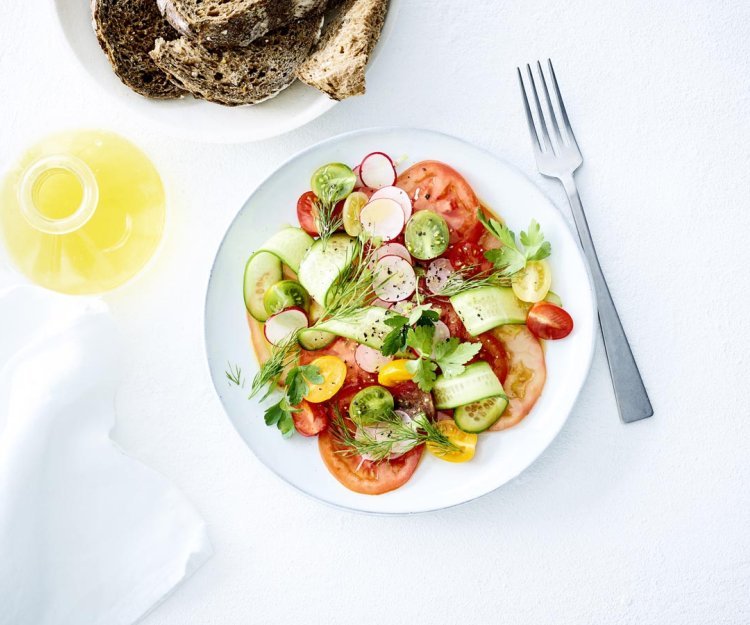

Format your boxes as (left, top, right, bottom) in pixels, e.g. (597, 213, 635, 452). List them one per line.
(298, 338, 377, 388)
(296, 191, 319, 236)
(489, 325, 546, 431)
(318, 427, 423, 495)
(476, 331, 509, 384)
(292, 400, 328, 437)
(396, 161, 480, 243)
(526, 302, 574, 340)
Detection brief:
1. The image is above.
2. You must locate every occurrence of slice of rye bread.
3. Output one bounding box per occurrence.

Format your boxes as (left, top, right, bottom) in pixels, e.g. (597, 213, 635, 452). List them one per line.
(150, 14, 324, 106)
(296, 0, 387, 101)
(92, 0, 185, 99)
(157, 0, 328, 49)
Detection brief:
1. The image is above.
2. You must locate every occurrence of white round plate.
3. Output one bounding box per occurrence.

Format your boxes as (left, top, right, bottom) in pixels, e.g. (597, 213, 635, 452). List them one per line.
(205, 128, 597, 514)
(52, 0, 400, 143)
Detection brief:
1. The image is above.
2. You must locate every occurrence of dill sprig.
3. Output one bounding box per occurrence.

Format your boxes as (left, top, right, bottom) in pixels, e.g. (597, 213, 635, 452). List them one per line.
(249, 331, 301, 399)
(313, 197, 343, 245)
(225, 362, 244, 387)
(432, 266, 511, 298)
(330, 407, 460, 462)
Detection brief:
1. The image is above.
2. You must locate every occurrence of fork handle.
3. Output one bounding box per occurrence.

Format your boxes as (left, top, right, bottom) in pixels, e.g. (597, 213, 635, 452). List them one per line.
(559, 174, 653, 423)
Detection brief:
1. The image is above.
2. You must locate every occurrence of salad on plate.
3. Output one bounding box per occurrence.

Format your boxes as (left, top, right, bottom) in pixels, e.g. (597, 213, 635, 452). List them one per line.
(235, 151, 575, 495)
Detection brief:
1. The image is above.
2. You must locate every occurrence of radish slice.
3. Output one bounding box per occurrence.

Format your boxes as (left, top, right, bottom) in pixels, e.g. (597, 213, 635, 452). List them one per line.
(355, 344, 392, 373)
(263, 308, 308, 346)
(353, 164, 365, 188)
(360, 152, 397, 189)
(391, 300, 416, 315)
(370, 186, 412, 221)
(425, 258, 454, 294)
(374, 242, 412, 264)
(432, 320, 451, 345)
(373, 255, 417, 302)
(371, 297, 394, 309)
(359, 198, 405, 241)
(358, 410, 416, 460)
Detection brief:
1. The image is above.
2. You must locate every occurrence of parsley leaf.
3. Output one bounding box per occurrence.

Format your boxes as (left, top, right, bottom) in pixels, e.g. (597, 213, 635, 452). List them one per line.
(406, 357, 438, 392)
(264, 401, 286, 426)
(285, 365, 322, 407)
(264, 398, 297, 438)
(479, 210, 551, 277)
(381, 316, 410, 356)
(433, 338, 482, 377)
(519, 219, 551, 261)
(406, 324, 435, 357)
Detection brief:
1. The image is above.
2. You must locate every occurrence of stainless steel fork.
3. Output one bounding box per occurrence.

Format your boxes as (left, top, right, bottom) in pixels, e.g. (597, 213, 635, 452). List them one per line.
(518, 60, 653, 423)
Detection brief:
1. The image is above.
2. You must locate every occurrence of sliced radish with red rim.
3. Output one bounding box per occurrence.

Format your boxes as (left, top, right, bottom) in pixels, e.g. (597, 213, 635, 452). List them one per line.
(355, 344, 392, 373)
(373, 255, 417, 302)
(370, 297, 394, 309)
(263, 307, 308, 346)
(370, 186, 412, 221)
(353, 164, 365, 188)
(432, 320, 451, 345)
(374, 242, 412, 264)
(359, 152, 397, 189)
(359, 198, 405, 241)
(425, 258, 454, 294)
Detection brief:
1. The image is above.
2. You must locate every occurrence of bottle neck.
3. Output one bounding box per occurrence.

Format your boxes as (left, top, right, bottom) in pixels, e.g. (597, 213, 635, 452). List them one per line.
(18, 154, 99, 235)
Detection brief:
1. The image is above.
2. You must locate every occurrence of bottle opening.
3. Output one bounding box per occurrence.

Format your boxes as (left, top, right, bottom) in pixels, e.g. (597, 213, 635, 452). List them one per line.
(18, 155, 98, 235)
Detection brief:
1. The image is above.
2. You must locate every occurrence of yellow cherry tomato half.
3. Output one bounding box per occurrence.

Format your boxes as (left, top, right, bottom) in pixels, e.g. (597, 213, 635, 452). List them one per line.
(511, 260, 552, 303)
(342, 191, 369, 237)
(305, 355, 347, 403)
(427, 420, 478, 463)
(377, 359, 415, 387)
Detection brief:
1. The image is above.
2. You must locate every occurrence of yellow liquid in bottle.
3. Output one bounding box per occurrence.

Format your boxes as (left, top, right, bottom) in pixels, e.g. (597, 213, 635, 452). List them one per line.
(0, 130, 166, 294)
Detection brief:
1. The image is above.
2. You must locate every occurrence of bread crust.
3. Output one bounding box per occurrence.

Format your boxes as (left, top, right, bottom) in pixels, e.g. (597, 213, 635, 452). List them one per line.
(158, 0, 328, 49)
(93, 0, 185, 99)
(150, 15, 324, 106)
(296, 0, 387, 100)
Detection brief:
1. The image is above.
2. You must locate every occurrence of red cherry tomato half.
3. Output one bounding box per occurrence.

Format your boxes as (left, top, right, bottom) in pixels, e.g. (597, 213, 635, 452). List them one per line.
(292, 400, 328, 437)
(526, 302, 574, 340)
(296, 191, 345, 237)
(296, 191, 319, 236)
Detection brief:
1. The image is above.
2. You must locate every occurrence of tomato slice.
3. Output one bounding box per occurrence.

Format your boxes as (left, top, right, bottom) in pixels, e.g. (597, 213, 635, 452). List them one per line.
(489, 325, 546, 431)
(318, 427, 423, 495)
(476, 331, 509, 384)
(292, 400, 328, 437)
(526, 302, 574, 340)
(396, 161, 480, 243)
(445, 220, 492, 273)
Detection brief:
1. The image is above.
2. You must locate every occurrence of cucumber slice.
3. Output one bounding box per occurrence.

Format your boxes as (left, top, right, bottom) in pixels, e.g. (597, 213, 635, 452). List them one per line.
(405, 210, 450, 260)
(433, 362, 504, 409)
(258, 227, 313, 273)
(313, 306, 393, 349)
(243, 251, 282, 321)
(545, 290, 563, 307)
(450, 286, 527, 336)
(454, 395, 509, 433)
(297, 234, 357, 306)
(298, 328, 336, 350)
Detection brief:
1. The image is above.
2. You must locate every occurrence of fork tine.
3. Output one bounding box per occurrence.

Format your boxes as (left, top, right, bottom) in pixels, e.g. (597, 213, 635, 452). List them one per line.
(526, 63, 553, 154)
(517, 67, 542, 154)
(536, 60, 563, 148)
(547, 59, 578, 145)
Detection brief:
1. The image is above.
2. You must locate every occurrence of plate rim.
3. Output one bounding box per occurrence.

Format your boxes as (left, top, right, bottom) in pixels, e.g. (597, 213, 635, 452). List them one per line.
(203, 126, 598, 515)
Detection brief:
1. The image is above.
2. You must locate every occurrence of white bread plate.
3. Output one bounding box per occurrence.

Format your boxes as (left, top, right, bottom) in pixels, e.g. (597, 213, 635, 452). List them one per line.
(51, 0, 400, 143)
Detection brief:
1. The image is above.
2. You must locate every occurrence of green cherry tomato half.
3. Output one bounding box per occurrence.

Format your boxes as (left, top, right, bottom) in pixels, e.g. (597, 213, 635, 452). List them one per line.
(263, 280, 310, 315)
(311, 163, 357, 204)
(404, 210, 450, 260)
(349, 386, 395, 427)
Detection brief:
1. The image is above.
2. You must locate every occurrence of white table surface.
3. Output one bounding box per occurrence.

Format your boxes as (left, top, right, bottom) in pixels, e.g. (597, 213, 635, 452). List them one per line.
(4, 1, 750, 623)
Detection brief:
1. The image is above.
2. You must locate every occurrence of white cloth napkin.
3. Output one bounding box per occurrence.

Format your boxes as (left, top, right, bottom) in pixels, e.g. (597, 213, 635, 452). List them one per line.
(0, 284, 212, 625)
